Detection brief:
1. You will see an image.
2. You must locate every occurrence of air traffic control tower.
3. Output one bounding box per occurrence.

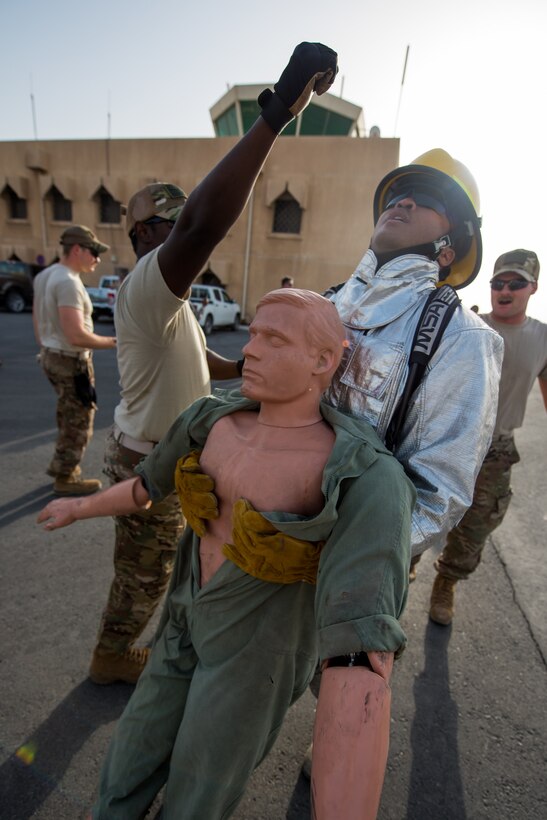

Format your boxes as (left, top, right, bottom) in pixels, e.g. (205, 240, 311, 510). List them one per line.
(210, 85, 365, 137)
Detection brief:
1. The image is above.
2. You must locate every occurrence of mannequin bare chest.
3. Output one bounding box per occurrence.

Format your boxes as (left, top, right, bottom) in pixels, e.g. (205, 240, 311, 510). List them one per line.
(197, 410, 335, 586)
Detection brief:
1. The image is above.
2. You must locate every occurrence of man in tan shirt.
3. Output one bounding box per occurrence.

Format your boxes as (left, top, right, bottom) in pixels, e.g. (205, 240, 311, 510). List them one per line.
(429, 248, 547, 624)
(33, 225, 116, 496)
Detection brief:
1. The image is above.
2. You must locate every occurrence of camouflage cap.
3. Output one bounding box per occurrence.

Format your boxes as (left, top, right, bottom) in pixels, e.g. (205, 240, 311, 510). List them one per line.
(123, 182, 187, 236)
(493, 249, 540, 283)
(60, 225, 109, 254)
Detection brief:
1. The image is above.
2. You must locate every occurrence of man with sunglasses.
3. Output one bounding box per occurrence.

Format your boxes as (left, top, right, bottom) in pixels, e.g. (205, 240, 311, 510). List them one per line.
(325, 149, 503, 568)
(89, 42, 339, 687)
(429, 249, 547, 625)
(33, 225, 116, 497)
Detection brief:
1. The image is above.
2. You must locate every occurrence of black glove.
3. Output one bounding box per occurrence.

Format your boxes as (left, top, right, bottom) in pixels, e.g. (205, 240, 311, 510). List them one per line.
(258, 42, 338, 134)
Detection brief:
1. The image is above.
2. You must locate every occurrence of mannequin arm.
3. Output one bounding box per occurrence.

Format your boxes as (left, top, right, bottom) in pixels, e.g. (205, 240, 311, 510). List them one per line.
(311, 651, 394, 820)
(37, 476, 151, 531)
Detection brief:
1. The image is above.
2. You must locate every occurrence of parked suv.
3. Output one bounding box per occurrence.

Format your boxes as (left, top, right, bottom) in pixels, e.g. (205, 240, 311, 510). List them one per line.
(0, 261, 34, 313)
(190, 285, 241, 335)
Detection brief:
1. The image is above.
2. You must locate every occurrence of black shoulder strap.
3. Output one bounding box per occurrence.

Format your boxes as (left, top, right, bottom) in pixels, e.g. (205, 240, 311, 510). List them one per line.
(385, 284, 461, 452)
(322, 282, 346, 299)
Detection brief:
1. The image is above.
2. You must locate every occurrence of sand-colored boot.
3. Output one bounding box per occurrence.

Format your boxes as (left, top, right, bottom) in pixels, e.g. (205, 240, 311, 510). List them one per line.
(89, 646, 150, 685)
(53, 475, 102, 496)
(47, 464, 81, 478)
(429, 575, 457, 625)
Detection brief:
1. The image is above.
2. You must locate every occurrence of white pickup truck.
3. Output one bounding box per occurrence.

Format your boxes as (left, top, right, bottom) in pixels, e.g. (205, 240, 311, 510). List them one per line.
(190, 285, 241, 335)
(86, 275, 120, 321)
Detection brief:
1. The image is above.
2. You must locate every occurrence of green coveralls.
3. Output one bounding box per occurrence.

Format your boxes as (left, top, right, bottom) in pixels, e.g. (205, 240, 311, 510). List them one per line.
(93, 391, 414, 820)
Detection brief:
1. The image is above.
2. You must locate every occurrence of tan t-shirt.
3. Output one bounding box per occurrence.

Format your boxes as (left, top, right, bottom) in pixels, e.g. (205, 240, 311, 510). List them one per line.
(33, 263, 93, 353)
(481, 313, 547, 436)
(114, 247, 210, 442)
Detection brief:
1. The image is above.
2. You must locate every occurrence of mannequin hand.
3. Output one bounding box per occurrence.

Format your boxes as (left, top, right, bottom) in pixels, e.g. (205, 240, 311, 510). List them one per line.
(37, 499, 79, 530)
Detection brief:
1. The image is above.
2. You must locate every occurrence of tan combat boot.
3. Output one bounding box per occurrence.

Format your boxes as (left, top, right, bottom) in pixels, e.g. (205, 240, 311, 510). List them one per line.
(53, 475, 102, 495)
(47, 464, 81, 478)
(429, 575, 458, 625)
(89, 647, 150, 685)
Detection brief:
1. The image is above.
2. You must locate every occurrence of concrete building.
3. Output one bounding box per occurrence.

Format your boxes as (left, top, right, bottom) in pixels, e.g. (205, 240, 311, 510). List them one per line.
(0, 88, 398, 320)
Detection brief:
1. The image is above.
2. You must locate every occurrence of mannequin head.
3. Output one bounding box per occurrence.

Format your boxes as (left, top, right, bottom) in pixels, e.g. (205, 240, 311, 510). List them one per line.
(241, 289, 346, 413)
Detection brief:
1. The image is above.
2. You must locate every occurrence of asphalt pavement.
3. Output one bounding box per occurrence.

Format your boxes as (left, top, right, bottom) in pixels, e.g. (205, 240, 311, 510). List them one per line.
(0, 311, 545, 820)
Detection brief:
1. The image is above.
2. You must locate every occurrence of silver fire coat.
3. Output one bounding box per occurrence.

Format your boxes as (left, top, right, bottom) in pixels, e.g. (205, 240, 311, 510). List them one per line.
(324, 249, 504, 557)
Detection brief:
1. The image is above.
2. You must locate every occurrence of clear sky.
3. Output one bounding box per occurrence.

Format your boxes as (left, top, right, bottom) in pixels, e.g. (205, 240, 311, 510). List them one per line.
(2, 0, 546, 320)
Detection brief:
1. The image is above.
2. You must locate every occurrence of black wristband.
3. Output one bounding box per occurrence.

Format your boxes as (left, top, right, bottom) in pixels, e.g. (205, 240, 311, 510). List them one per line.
(326, 652, 372, 670)
(236, 358, 245, 377)
(258, 89, 294, 134)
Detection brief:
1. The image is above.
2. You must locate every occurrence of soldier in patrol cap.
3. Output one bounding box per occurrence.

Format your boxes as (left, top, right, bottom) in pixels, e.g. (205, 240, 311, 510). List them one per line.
(430, 248, 547, 624)
(89, 182, 245, 686)
(88, 41, 339, 687)
(33, 225, 116, 496)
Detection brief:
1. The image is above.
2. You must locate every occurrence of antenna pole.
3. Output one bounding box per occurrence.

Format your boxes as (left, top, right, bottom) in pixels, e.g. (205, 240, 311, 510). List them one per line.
(106, 90, 111, 175)
(30, 75, 38, 140)
(393, 45, 410, 136)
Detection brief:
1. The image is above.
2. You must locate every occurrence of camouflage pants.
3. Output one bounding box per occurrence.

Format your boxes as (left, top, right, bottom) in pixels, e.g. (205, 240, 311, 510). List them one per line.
(95, 427, 184, 654)
(41, 348, 95, 478)
(435, 436, 520, 581)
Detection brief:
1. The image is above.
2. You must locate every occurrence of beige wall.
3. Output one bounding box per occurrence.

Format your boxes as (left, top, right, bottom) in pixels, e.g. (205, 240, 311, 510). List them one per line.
(0, 135, 399, 319)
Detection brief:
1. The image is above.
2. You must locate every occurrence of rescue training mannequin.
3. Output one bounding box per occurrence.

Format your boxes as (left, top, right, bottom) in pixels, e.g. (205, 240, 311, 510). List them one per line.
(38, 288, 414, 820)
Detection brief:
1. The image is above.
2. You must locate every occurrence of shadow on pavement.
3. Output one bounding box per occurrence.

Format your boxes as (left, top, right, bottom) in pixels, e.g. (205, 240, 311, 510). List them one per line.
(0, 484, 54, 529)
(406, 620, 466, 819)
(286, 774, 311, 819)
(0, 679, 133, 819)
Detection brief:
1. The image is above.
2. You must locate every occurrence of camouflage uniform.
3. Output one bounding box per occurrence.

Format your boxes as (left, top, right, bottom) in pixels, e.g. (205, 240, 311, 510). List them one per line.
(41, 348, 96, 478)
(95, 428, 184, 655)
(435, 435, 520, 580)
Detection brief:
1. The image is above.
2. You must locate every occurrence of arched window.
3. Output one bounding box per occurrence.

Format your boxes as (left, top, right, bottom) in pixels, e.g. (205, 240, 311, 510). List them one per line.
(47, 185, 72, 222)
(198, 265, 222, 287)
(2, 185, 27, 220)
(272, 191, 302, 234)
(95, 185, 121, 224)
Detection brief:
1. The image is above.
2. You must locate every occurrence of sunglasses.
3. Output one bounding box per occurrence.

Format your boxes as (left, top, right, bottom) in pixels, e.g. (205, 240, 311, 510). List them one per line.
(82, 246, 99, 259)
(490, 278, 530, 291)
(143, 216, 175, 227)
(384, 185, 448, 218)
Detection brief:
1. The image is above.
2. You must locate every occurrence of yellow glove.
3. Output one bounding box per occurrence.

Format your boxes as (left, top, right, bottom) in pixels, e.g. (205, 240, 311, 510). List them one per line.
(174, 450, 219, 537)
(223, 498, 324, 585)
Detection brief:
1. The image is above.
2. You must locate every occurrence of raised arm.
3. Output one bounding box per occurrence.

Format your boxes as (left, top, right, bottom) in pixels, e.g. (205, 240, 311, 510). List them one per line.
(37, 476, 150, 531)
(158, 43, 337, 297)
